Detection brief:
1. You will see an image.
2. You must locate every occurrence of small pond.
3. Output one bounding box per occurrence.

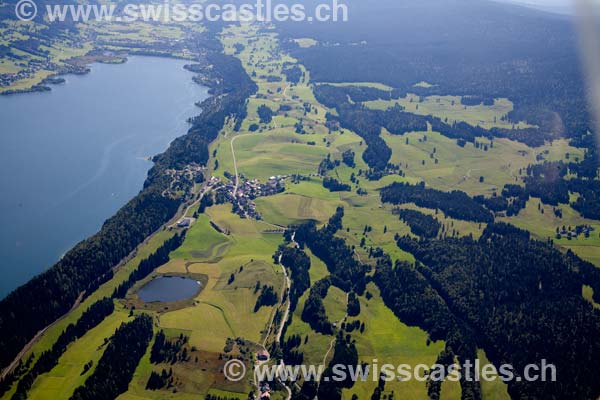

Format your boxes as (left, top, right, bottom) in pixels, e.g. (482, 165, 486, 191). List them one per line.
(138, 276, 202, 303)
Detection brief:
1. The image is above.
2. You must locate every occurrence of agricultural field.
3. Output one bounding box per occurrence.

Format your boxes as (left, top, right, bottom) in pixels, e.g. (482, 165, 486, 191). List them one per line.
(255, 179, 344, 226)
(170, 214, 232, 261)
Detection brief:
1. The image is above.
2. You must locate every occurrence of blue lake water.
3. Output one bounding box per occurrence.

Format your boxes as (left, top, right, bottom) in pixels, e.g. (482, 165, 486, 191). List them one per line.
(138, 276, 202, 303)
(0, 56, 209, 298)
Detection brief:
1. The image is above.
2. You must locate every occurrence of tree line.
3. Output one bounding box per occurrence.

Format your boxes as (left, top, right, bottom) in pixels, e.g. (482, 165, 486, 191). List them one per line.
(396, 208, 442, 238)
(380, 182, 494, 223)
(314, 84, 552, 172)
(383, 223, 600, 399)
(150, 331, 189, 365)
(112, 232, 186, 299)
(10, 298, 115, 400)
(301, 278, 333, 335)
(279, 246, 311, 313)
(0, 46, 257, 373)
(69, 314, 154, 400)
(295, 207, 369, 293)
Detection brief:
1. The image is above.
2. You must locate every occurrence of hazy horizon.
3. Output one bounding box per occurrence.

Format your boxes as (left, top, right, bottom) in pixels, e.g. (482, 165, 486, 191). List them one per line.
(495, 0, 575, 14)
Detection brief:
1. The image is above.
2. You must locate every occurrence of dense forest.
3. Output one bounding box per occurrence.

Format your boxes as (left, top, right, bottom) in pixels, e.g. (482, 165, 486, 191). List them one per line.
(150, 331, 189, 365)
(254, 285, 278, 312)
(346, 291, 360, 317)
(10, 298, 115, 400)
(301, 278, 333, 335)
(279, 247, 311, 312)
(380, 182, 494, 223)
(281, 334, 304, 367)
(0, 43, 256, 372)
(145, 368, 174, 391)
(70, 314, 154, 400)
(295, 207, 369, 293)
(322, 177, 351, 192)
(278, 0, 591, 140)
(378, 223, 600, 399)
(396, 208, 442, 238)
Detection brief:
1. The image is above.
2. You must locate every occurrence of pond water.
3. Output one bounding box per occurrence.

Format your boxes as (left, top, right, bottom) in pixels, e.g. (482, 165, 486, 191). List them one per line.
(138, 276, 202, 303)
(0, 56, 209, 298)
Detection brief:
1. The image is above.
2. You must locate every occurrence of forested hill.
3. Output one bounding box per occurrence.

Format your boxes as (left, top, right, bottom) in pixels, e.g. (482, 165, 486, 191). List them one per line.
(0, 39, 256, 371)
(377, 223, 600, 399)
(276, 0, 590, 138)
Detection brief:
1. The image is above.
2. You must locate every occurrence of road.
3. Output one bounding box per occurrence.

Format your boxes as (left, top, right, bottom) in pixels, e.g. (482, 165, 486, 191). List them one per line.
(274, 234, 296, 400)
(275, 232, 295, 344)
(230, 134, 241, 195)
(255, 233, 295, 400)
(316, 292, 349, 394)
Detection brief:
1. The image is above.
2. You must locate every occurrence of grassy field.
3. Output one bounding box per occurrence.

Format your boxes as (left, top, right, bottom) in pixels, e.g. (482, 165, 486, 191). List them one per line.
(320, 82, 394, 91)
(343, 284, 460, 400)
(158, 205, 284, 352)
(583, 285, 600, 309)
(382, 130, 581, 196)
(256, 179, 345, 226)
(170, 214, 232, 260)
(323, 286, 348, 324)
(118, 204, 285, 398)
(28, 308, 131, 400)
(230, 132, 329, 181)
(477, 350, 511, 400)
(122, 326, 249, 400)
(500, 198, 600, 266)
(364, 94, 534, 130)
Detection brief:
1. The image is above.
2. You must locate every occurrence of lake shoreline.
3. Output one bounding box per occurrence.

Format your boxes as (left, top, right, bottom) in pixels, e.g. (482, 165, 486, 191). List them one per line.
(0, 55, 210, 297)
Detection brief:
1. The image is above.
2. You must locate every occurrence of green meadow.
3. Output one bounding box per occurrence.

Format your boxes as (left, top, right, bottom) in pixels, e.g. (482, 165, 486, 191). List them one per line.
(364, 94, 533, 130)
(343, 284, 460, 400)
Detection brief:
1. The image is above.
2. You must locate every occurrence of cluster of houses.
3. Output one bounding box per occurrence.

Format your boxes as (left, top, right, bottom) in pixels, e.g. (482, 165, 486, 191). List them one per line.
(163, 163, 206, 197)
(0, 61, 50, 87)
(557, 225, 595, 240)
(214, 175, 286, 220)
(0, 59, 88, 88)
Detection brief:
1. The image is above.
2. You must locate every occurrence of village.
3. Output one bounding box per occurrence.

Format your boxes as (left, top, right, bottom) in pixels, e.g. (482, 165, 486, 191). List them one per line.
(214, 174, 287, 220)
(0, 58, 89, 90)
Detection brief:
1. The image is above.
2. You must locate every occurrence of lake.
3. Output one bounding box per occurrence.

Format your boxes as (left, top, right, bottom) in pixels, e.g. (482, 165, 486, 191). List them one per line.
(0, 56, 209, 298)
(138, 276, 202, 303)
